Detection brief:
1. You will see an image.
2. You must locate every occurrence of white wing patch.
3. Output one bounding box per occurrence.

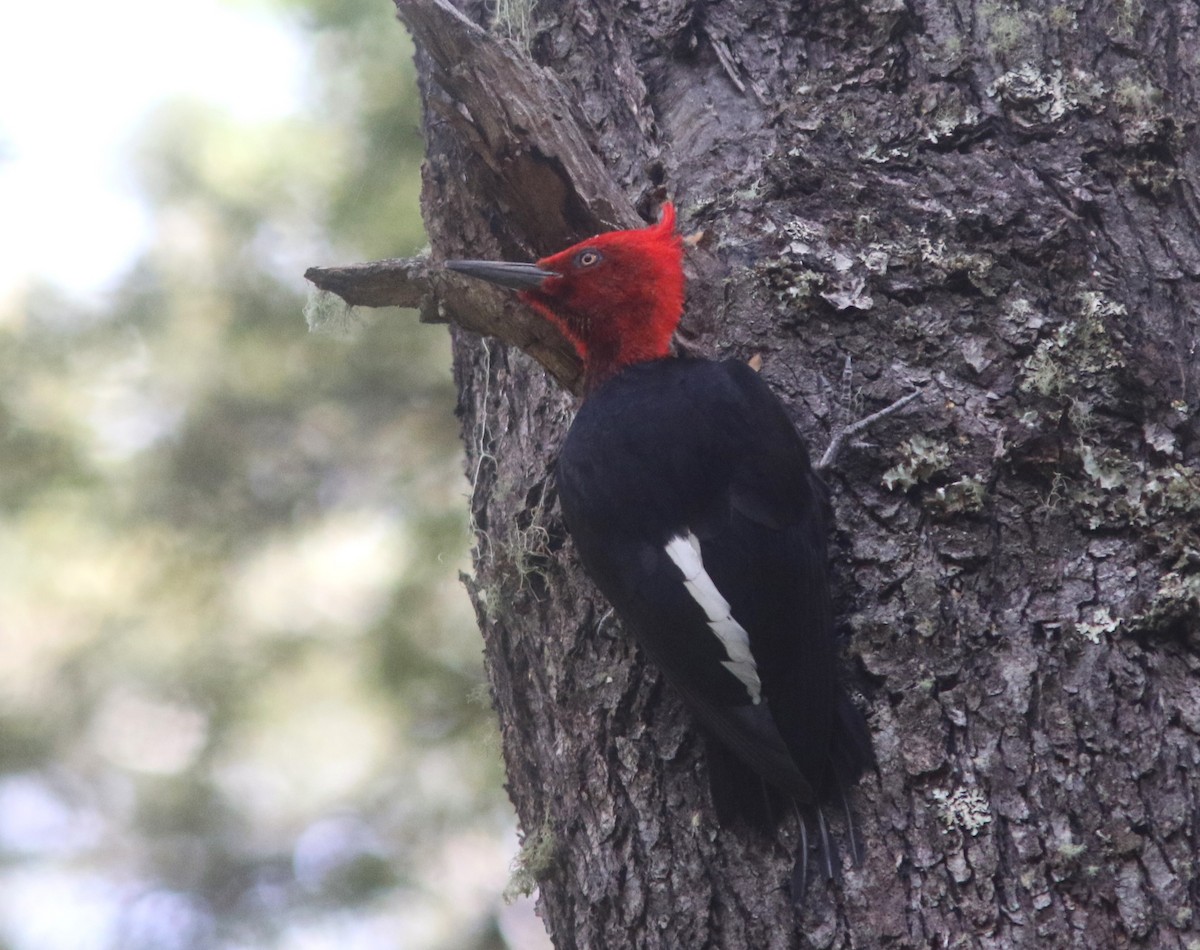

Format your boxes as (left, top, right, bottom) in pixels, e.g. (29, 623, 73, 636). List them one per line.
(664, 531, 762, 704)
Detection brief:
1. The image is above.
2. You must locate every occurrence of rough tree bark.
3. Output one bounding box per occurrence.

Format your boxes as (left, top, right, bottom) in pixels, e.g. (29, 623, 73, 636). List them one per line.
(308, 0, 1200, 946)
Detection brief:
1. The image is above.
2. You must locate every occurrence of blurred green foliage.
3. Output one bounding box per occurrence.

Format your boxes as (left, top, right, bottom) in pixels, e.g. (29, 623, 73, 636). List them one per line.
(0, 2, 520, 947)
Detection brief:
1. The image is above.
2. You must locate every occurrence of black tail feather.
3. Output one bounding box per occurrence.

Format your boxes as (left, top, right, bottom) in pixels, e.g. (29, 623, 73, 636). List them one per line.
(791, 810, 809, 907)
(705, 733, 780, 832)
(790, 805, 845, 907)
(703, 689, 873, 905)
(840, 779, 866, 868)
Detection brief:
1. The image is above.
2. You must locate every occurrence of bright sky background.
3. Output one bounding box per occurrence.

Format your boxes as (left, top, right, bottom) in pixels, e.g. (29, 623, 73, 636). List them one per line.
(0, 0, 308, 305)
(0, 9, 553, 947)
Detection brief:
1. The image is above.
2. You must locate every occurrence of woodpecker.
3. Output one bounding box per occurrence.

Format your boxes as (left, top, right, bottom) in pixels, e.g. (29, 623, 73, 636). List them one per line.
(446, 204, 873, 889)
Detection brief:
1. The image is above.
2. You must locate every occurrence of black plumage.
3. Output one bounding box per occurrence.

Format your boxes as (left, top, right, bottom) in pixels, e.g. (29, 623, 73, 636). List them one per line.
(556, 357, 873, 845)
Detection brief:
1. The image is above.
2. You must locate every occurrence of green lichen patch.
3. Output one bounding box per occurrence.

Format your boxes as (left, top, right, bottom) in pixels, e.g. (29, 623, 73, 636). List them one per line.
(504, 811, 558, 901)
(918, 87, 984, 148)
(1080, 443, 1132, 492)
(764, 262, 825, 305)
(1057, 440, 1200, 637)
(1106, 0, 1144, 44)
(493, 0, 538, 51)
(918, 237, 997, 295)
(1072, 444, 1200, 533)
(1101, 73, 1180, 195)
(1126, 568, 1200, 639)
(928, 475, 988, 515)
(1113, 76, 1163, 117)
(303, 287, 367, 341)
(1047, 6, 1076, 29)
(979, 0, 1031, 56)
(883, 435, 953, 492)
(504, 485, 557, 598)
(1019, 292, 1126, 405)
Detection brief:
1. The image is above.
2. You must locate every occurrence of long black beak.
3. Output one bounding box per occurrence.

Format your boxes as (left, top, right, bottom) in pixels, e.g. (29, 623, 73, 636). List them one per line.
(444, 260, 558, 291)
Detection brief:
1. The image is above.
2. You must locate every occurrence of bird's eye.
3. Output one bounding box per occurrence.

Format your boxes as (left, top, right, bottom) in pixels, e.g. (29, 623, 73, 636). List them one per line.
(575, 249, 602, 268)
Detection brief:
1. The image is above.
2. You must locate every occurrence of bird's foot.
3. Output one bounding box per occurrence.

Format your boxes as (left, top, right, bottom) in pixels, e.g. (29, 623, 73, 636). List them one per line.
(817, 357, 923, 472)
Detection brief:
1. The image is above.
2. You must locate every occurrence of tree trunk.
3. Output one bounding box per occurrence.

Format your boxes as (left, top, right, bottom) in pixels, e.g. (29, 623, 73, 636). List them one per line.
(316, 0, 1200, 945)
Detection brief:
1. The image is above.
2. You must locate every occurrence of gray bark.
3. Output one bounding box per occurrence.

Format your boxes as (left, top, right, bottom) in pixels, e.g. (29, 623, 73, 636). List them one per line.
(312, 0, 1200, 945)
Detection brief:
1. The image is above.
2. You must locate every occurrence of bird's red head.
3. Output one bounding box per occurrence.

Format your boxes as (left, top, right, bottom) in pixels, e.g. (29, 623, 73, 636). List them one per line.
(447, 204, 684, 391)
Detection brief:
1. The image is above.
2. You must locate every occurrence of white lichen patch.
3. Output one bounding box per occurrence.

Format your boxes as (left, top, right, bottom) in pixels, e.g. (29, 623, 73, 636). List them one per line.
(1077, 604, 1121, 643)
(918, 236, 995, 292)
(862, 247, 892, 274)
(913, 81, 984, 145)
(988, 64, 1104, 125)
(1143, 423, 1178, 457)
(1154, 572, 1200, 611)
(820, 276, 874, 312)
(770, 218, 876, 310)
(932, 786, 993, 836)
(783, 218, 825, 248)
(1078, 290, 1127, 325)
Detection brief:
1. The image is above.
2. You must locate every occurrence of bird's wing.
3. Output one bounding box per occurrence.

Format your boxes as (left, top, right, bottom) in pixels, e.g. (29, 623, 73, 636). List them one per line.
(557, 359, 839, 802)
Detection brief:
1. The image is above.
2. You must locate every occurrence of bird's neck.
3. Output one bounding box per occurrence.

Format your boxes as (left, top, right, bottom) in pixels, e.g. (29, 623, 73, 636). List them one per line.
(532, 298, 674, 394)
(579, 334, 672, 394)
